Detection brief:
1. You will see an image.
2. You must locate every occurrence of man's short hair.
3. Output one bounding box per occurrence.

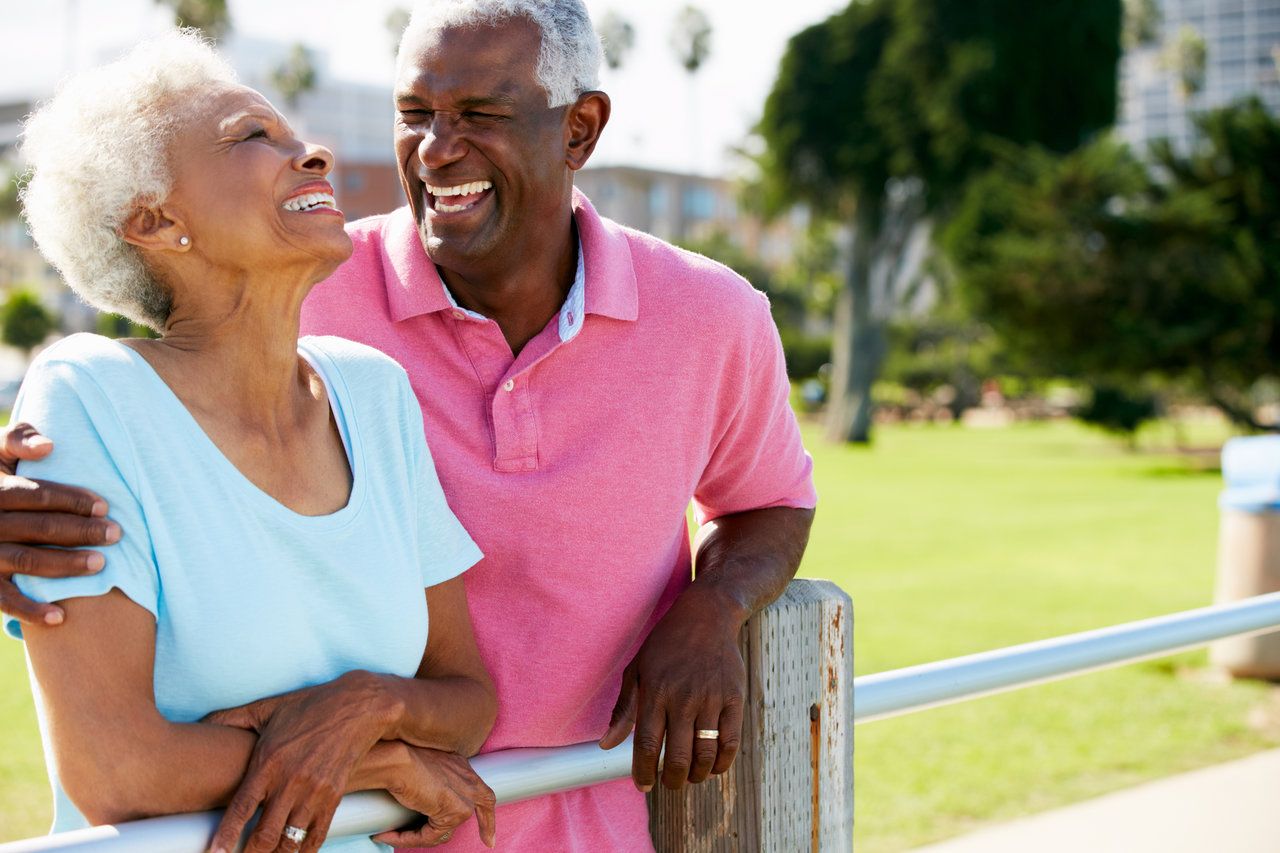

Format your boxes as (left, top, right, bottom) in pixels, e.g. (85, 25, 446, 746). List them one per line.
(399, 0, 603, 107)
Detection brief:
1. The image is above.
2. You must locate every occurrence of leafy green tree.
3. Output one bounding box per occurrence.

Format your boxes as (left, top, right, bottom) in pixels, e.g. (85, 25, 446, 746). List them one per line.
(272, 44, 318, 110)
(1076, 384, 1160, 448)
(154, 0, 230, 39)
(757, 0, 1122, 442)
(0, 168, 19, 222)
(1, 289, 56, 355)
(669, 6, 712, 73)
(1162, 24, 1207, 99)
(943, 100, 1280, 431)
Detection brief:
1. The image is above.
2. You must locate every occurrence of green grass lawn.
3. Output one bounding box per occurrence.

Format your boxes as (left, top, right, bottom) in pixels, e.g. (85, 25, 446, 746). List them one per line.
(796, 417, 1280, 851)
(1, 417, 1277, 847)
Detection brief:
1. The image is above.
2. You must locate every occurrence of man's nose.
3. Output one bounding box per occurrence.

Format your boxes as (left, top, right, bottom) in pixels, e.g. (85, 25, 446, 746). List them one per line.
(418, 115, 467, 169)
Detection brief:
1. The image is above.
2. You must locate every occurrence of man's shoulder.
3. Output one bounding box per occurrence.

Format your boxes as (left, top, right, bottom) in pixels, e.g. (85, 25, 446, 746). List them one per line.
(608, 220, 771, 325)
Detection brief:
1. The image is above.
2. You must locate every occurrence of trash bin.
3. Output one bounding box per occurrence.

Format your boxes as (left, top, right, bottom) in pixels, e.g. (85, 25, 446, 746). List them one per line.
(1211, 435, 1280, 678)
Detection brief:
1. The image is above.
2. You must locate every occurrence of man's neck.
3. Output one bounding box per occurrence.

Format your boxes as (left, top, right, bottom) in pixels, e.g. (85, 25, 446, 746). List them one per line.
(439, 220, 580, 357)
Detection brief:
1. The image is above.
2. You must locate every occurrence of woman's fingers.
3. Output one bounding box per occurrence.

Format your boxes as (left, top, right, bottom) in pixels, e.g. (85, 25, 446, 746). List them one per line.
(242, 790, 295, 853)
(209, 776, 266, 853)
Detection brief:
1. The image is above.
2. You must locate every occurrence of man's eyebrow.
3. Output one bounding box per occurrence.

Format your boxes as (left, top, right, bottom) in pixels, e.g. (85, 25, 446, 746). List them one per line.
(455, 94, 517, 109)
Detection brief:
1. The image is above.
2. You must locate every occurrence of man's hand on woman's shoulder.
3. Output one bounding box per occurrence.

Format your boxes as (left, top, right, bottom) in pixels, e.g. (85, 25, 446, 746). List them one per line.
(0, 422, 119, 626)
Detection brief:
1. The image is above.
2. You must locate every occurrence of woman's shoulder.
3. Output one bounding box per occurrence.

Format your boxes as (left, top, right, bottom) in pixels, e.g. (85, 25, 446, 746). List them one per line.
(29, 332, 138, 375)
(18, 333, 148, 415)
(298, 335, 408, 384)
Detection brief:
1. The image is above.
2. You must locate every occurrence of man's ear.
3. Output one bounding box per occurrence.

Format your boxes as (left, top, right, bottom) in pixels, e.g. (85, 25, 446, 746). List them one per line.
(565, 91, 611, 172)
(120, 204, 189, 252)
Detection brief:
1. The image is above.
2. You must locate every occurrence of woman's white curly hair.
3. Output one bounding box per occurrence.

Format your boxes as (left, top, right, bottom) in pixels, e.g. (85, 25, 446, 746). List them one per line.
(19, 29, 236, 330)
(399, 0, 603, 107)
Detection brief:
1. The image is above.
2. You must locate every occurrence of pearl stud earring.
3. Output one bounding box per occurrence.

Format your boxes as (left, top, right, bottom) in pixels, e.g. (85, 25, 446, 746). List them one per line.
(179, 236, 190, 246)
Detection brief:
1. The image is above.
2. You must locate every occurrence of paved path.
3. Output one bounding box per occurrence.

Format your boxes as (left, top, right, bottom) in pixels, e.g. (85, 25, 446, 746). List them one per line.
(914, 748, 1280, 852)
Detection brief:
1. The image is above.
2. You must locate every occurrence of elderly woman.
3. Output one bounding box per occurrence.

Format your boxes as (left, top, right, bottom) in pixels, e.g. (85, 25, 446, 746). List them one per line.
(3, 31, 497, 852)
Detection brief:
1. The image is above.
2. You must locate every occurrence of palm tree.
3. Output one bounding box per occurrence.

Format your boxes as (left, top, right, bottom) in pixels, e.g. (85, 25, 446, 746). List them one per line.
(386, 7, 411, 58)
(153, 0, 230, 39)
(1162, 24, 1207, 99)
(598, 11, 636, 71)
(271, 44, 318, 110)
(669, 5, 712, 173)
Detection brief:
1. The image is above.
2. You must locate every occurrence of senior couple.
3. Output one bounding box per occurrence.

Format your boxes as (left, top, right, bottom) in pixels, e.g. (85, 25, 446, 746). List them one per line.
(1, 1, 815, 851)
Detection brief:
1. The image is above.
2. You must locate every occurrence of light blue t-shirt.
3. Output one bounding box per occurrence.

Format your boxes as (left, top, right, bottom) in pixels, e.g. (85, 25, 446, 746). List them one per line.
(3, 333, 482, 851)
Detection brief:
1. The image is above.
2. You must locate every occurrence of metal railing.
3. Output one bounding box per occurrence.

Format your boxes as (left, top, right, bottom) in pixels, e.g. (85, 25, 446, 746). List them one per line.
(7, 591, 1280, 851)
(853, 589, 1280, 723)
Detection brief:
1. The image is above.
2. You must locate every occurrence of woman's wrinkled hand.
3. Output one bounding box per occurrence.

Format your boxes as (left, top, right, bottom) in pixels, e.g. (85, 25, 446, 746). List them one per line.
(205, 671, 395, 853)
(373, 747, 496, 849)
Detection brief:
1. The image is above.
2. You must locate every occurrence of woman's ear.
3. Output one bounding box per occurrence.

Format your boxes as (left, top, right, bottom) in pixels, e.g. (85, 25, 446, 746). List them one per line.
(120, 205, 189, 252)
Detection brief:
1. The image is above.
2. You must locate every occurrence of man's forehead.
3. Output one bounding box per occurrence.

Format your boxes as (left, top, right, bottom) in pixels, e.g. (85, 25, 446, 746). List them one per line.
(394, 19, 542, 99)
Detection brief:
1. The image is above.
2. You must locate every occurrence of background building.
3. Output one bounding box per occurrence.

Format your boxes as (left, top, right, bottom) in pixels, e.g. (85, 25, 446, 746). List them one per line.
(1118, 0, 1280, 152)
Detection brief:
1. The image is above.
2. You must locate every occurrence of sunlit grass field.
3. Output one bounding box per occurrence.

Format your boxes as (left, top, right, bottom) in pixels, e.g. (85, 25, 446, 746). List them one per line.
(796, 417, 1280, 851)
(2, 417, 1277, 848)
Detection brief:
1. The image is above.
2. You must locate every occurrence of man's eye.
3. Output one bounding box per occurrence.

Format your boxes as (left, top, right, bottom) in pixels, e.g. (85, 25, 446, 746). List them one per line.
(399, 110, 432, 122)
(244, 128, 268, 140)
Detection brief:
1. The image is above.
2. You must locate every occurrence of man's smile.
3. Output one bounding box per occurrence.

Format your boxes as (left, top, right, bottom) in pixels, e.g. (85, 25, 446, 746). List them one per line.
(425, 180, 494, 214)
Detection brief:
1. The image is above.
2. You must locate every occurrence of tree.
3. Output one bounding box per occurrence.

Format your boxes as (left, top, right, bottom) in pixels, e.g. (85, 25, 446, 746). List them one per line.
(0, 165, 19, 222)
(153, 0, 230, 39)
(599, 10, 636, 71)
(1162, 24, 1207, 99)
(669, 6, 712, 73)
(757, 0, 1123, 442)
(386, 7, 411, 57)
(942, 100, 1280, 431)
(272, 44, 318, 110)
(1, 289, 56, 355)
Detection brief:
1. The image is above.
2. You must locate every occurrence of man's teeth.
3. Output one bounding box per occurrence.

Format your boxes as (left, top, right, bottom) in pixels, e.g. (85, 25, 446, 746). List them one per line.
(282, 192, 336, 212)
(427, 181, 493, 198)
(426, 181, 493, 213)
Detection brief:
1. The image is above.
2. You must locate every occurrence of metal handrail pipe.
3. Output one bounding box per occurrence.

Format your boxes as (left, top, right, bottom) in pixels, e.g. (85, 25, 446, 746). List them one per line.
(854, 590, 1280, 723)
(0, 738, 635, 852)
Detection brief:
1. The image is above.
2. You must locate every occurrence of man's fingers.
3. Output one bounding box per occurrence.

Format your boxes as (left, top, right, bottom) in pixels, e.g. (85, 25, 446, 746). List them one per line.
(0, 511, 118, 548)
(1, 423, 54, 469)
(660, 704, 695, 791)
(599, 666, 638, 749)
(711, 696, 745, 776)
(630, 686, 666, 793)
(0, 575, 63, 626)
(0, 474, 106, 517)
(688, 706, 721, 784)
(0, 543, 106, 578)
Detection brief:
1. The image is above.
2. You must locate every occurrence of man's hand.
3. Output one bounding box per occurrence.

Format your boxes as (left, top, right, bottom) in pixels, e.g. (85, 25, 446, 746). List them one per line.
(0, 422, 117, 627)
(599, 506, 814, 792)
(373, 746, 497, 849)
(206, 672, 395, 853)
(599, 588, 747, 792)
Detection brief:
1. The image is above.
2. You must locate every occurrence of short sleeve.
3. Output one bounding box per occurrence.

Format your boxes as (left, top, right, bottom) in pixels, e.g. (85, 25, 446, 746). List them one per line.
(401, 382, 482, 588)
(2, 357, 159, 640)
(693, 297, 818, 524)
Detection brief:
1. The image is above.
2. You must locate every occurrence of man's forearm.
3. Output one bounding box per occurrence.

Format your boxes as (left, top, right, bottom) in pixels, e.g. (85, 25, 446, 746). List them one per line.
(369, 672, 498, 756)
(687, 505, 816, 630)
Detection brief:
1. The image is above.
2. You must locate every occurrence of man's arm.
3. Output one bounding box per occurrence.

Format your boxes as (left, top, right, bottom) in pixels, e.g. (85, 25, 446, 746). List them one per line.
(600, 504, 814, 790)
(0, 422, 117, 626)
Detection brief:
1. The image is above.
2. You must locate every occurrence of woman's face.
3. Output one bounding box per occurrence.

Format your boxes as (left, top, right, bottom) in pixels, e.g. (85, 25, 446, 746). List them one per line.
(161, 84, 353, 287)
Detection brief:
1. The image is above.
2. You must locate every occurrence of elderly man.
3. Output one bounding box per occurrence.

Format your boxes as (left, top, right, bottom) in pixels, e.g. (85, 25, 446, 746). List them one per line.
(0, 0, 816, 849)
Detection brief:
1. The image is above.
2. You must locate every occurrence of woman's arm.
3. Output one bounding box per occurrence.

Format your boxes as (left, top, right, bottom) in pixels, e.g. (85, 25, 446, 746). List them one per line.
(210, 575, 496, 757)
(23, 590, 407, 825)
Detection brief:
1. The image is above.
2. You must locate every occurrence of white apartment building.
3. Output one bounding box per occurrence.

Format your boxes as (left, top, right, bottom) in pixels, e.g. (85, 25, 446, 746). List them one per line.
(1118, 0, 1280, 152)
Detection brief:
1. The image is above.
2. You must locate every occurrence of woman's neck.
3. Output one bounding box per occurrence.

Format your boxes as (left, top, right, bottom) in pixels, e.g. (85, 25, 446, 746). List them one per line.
(134, 277, 319, 437)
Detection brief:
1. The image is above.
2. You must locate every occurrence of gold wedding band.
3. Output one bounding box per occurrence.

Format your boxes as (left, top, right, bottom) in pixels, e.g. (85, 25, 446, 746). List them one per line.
(695, 729, 720, 739)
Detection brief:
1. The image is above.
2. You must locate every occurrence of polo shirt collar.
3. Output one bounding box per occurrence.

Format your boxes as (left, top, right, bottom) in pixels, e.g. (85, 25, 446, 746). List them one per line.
(380, 187, 639, 327)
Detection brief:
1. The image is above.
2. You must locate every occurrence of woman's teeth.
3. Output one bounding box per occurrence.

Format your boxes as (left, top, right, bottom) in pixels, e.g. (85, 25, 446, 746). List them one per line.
(282, 192, 336, 212)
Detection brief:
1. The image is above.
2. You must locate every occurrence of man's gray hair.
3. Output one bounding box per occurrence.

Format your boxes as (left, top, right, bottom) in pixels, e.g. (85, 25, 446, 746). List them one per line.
(400, 0, 603, 107)
(19, 30, 237, 330)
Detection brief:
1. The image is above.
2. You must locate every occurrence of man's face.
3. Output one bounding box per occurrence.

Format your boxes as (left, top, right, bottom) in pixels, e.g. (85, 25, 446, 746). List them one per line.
(393, 18, 572, 273)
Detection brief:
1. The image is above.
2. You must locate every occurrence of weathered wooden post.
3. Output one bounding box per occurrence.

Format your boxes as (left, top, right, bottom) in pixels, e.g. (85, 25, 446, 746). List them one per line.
(648, 578, 854, 851)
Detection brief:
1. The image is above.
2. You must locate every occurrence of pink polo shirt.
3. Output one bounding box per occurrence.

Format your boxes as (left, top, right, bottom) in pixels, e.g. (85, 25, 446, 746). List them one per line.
(301, 191, 817, 851)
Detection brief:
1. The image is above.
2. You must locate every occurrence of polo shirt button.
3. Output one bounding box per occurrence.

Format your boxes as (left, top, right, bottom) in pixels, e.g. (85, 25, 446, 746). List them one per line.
(452, 310, 465, 320)
(503, 379, 515, 392)
(566, 312, 575, 324)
